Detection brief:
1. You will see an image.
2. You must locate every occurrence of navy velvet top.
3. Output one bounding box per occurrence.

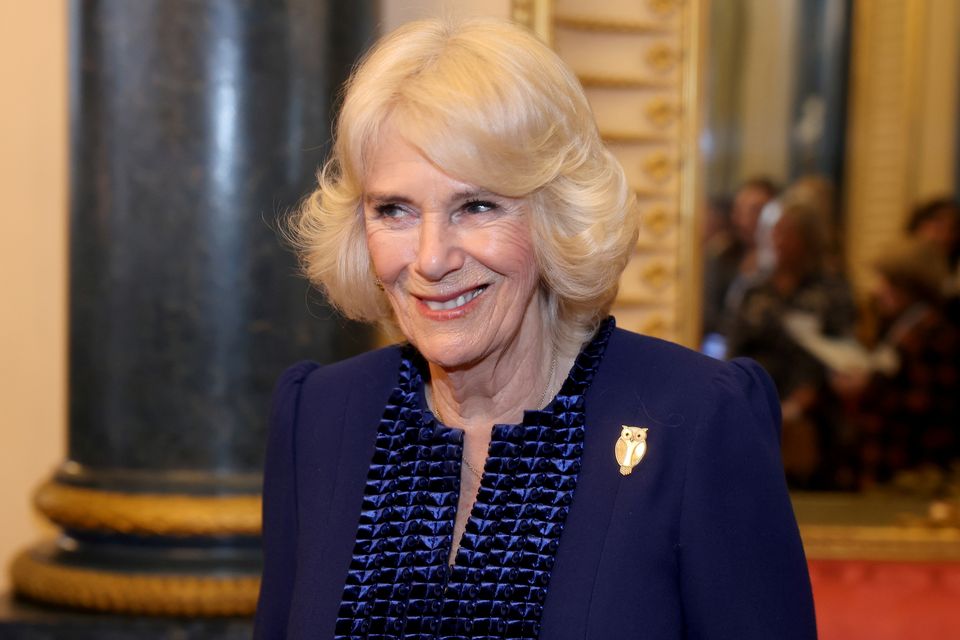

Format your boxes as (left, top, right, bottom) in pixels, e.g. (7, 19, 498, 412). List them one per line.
(254, 322, 817, 639)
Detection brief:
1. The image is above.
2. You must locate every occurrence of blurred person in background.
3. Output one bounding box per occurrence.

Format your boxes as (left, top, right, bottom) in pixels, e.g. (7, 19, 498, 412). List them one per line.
(728, 177, 780, 281)
(724, 176, 840, 333)
(701, 194, 733, 338)
(726, 194, 856, 488)
(701, 178, 778, 355)
(833, 238, 960, 490)
(906, 197, 960, 324)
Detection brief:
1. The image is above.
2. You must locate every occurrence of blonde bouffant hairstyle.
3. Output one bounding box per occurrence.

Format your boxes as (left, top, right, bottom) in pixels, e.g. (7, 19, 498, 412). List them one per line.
(290, 18, 638, 348)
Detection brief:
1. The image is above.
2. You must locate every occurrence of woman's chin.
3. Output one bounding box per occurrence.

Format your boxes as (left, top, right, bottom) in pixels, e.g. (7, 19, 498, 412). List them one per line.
(412, 339, 480, 370)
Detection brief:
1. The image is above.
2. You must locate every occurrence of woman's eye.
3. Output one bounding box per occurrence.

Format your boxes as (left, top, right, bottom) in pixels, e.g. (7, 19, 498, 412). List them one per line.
(462, 200, 498, 214)
(374, 203, 407, 219)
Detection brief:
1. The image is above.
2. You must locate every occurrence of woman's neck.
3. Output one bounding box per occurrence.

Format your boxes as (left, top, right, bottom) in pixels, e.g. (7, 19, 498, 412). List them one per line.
(427, 322, 565, 434)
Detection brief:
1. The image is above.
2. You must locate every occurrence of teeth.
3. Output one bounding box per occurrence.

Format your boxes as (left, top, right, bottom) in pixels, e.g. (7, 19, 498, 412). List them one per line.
(424, 287, 485, 311)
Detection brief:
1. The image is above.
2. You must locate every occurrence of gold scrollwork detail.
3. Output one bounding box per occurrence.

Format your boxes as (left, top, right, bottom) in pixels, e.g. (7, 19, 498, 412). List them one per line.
(642, 205, 673, 237)
(578, 73, 672, 90)
(641, 261, 672, 290)
(799, 524, 960, 562)
(554, 15, 670, 34)
(648, 0, 682, 18)
(645, 98, 679, 129)
(511, 0, 551, 42)
(642, 152, 675, 183)
(34, 481, 261, 537)
(511, 0, 535, 28)
(601, 130, 670, 145)
(641, 315, 670, 338)
(11, 551, 259, 616)
(645, 43, 680, 74)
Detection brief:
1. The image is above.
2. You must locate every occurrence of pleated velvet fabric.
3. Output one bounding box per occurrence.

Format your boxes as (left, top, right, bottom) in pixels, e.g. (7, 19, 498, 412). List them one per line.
(335, 319, 613, 639)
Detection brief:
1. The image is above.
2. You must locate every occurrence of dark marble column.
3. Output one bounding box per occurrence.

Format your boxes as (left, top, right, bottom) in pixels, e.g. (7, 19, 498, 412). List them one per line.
(9, 0, 376, 620)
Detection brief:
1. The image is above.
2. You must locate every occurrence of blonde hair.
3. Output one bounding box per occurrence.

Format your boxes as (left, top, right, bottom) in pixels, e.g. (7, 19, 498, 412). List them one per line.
(290, 18, 638, 348)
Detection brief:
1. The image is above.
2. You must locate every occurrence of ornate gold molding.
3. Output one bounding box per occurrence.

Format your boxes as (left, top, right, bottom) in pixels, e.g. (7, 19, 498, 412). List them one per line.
(645, 97, 680, 129)
(544, 0, 704, 345)
(645, 43, 680, 74)
(800, 524, 960, 562)
(641, 151, 675, 183)
(511, 0, 553, 43)
(577, 73, 674, 90)
(648, 0, 682, 19)
(641, 261, 672, 290)
(600, 131, 671, 145)
(793, 492, 960, 561)
(640, 315, 669, 338)
(641, 205, 673, 238)
(34, 481, 261, 537)
(11, 550, 259, 616)
(675, 0, 706, 348)
(554, 15, 671, 34)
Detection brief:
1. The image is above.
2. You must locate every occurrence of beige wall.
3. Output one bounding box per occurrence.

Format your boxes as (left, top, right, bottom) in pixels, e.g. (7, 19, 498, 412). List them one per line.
(0, 1, 68, 593)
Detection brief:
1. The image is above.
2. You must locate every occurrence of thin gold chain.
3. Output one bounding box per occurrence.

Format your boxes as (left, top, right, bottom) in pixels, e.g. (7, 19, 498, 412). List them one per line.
(432, 353, 558, 481)
(461, 459, 484, 480)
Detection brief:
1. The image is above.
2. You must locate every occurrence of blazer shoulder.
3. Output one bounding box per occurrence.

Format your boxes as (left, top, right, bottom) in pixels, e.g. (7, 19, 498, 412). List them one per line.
(605, 326, 727, 394)
(597, 327, 777, 434)
(288, 344, 404, 397)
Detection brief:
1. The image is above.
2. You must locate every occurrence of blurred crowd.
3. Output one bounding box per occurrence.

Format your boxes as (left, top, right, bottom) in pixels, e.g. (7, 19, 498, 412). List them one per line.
(702, 177, 960, 491)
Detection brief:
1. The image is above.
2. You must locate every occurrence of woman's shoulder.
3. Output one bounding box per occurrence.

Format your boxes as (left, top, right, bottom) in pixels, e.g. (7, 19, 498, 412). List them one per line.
(603, 326, 779, 424)
(276, 344, 404, 391)
(271, 345, 405, 417)
(606, 326, 726, 382)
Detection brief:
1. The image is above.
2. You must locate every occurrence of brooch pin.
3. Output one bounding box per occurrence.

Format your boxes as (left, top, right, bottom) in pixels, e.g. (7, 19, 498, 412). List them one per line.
(615, 426, 648, 475)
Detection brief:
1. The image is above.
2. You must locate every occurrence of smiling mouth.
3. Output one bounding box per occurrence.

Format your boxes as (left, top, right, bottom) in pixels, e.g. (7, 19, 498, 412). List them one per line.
(420, 285, 488, 311)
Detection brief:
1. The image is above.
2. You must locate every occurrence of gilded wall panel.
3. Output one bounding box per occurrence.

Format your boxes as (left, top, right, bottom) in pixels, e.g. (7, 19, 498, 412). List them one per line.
(553, 31, 680, 85)
(618, 252, 678, 304)
(844, 0, 924, 293)
(635, 200, 678, 249)
(554, 0, 681, 26)
(585, 88, 679, 141)
(608, 144, 680, 196)
(515, 0, 702, 345)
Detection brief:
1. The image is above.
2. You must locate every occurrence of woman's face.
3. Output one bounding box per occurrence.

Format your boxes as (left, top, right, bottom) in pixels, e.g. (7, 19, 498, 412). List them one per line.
(362, 131, 543, 369)
(771, 215, 808, 272)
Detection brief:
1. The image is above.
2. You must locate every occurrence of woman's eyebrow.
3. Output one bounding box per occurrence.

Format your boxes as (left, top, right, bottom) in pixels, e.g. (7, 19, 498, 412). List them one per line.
(364, 192, 414, 205)
(364, 189, 497, 205)
(452, 188, 496, 201)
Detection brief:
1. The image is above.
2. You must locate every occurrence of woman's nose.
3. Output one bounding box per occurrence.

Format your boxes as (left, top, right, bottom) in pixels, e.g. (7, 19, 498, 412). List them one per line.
(414, 216, 464, 281)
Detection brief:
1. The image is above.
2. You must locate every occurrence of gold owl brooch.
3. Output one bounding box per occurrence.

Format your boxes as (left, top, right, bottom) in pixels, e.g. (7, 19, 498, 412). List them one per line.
(615, 426, 648, 475)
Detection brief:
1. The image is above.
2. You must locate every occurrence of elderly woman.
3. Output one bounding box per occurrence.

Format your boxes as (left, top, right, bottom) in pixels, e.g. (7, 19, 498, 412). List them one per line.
(255, 18, 815, 640)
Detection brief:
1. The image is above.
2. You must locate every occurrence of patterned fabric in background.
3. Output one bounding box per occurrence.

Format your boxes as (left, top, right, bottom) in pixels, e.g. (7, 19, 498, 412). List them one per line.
(849, 304, 960, 487)
(726, 272, 856, 397)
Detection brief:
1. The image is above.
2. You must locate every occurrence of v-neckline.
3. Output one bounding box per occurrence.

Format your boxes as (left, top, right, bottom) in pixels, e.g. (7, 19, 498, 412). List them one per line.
(334, 318, 614, 640)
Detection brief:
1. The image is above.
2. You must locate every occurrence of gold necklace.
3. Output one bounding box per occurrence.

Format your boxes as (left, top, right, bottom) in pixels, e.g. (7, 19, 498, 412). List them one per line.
(432, 352, 558, 481)
(461, 458, 485, 480)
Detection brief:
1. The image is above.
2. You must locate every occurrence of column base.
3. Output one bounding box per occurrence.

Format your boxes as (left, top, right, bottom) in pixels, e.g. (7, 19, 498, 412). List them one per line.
(0, 593, 253, 639)
(11, 544, 259, 617)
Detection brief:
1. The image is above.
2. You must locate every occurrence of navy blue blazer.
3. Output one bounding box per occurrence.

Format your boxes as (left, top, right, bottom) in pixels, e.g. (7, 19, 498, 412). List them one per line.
(255, 327, 817, 639)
